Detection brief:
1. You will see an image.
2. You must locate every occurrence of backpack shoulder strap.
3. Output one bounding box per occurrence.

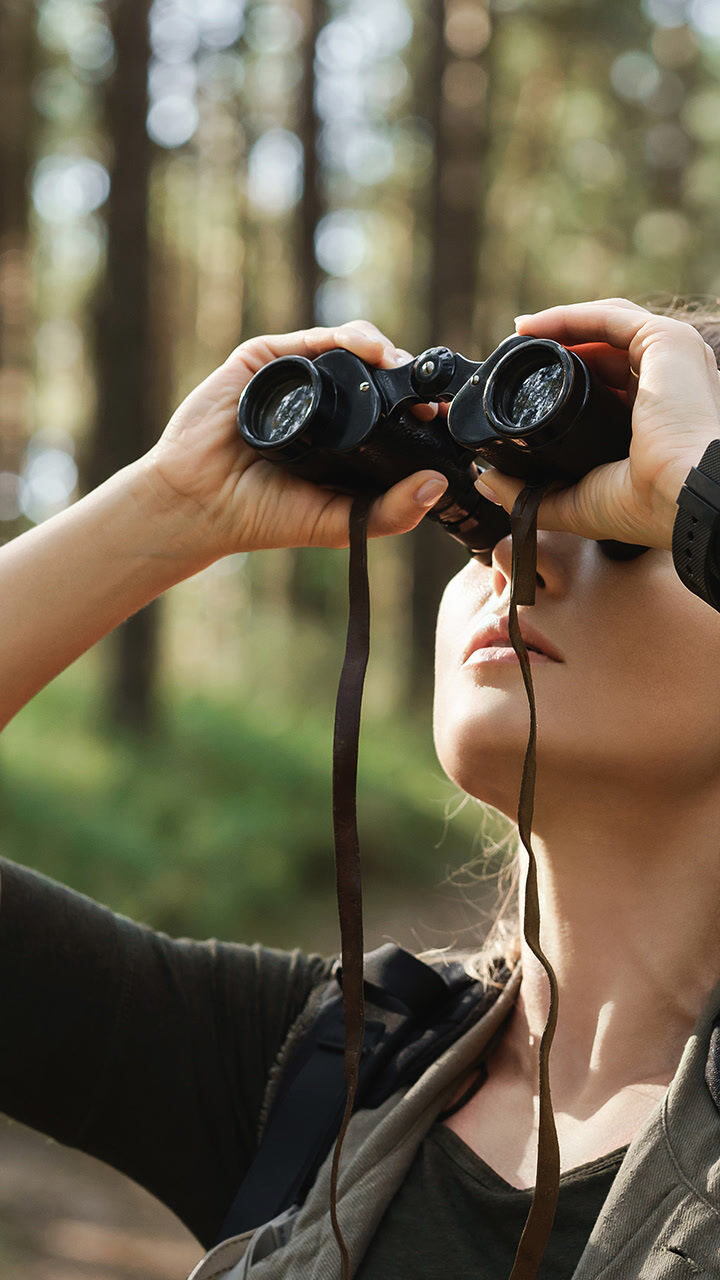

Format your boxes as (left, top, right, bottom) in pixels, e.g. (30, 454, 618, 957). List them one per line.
(215, 944, 494, 1245)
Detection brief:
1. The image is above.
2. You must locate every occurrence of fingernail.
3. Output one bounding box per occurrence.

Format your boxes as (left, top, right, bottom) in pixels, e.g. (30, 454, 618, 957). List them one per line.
(394, 349, 413, 365)
(415, 477, 448, 506)
(474, 476, 502, 505)
(514, 314, 532, 327)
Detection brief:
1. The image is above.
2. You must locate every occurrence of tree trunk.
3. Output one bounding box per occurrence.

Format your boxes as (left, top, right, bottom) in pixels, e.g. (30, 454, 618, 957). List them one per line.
(0, 0, 35, 527)
(289, 0, 326, 615)
(408, 0, 489, 699)
(297, 0, 324, 330)
(91, 0, 158, 732)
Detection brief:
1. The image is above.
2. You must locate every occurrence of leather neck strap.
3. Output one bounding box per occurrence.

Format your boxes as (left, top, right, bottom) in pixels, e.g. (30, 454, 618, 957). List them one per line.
(506, 483, 560, 1279)
(330, 495, 372, 1280)
(330, 489, 560, 1280)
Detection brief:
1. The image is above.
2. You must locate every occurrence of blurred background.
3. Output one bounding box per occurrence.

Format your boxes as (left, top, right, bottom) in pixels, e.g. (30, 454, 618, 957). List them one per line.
(1, 0, 719, 1273)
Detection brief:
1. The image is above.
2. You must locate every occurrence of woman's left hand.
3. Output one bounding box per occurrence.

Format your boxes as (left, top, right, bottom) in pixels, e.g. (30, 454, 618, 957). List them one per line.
(474, 298, 720, 549)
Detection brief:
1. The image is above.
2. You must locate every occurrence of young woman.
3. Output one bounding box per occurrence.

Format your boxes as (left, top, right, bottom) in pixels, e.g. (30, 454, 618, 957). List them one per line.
(1, 297, 719, 1280)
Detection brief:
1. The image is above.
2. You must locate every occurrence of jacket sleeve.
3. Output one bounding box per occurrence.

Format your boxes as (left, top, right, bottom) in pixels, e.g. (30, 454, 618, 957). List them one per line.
(0, 858, 334, 1247)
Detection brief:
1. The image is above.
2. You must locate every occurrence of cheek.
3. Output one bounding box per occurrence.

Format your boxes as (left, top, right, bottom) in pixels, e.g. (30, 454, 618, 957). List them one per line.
(432, 570, 520, 797)
(611, 562, 720, 782)
(432, 552, 720, 798)
(433, 567, 479, 705)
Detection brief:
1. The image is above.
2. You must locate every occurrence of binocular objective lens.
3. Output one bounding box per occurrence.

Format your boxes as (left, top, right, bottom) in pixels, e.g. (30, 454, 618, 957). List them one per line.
(509, 360, 564, 429)
(255, 378, 315, 444)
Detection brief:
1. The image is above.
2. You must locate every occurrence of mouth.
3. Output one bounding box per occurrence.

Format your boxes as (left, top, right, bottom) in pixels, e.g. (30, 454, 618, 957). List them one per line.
(462, 615, 564, 665)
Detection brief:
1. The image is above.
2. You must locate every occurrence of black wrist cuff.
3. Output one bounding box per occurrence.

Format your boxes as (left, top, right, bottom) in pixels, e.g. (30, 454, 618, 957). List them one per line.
(672, 439, 720, 610)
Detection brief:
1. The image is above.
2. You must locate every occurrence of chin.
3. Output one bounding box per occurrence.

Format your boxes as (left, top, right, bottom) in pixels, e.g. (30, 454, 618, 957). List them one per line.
(434, 700, 534, 817)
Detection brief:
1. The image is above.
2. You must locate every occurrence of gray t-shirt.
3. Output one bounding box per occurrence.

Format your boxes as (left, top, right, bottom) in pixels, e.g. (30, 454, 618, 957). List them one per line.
(358, 1124, 626, 1279)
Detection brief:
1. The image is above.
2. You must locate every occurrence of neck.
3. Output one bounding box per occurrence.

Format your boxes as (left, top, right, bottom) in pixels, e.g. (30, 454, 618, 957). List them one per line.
(505, 772, 720, 1105)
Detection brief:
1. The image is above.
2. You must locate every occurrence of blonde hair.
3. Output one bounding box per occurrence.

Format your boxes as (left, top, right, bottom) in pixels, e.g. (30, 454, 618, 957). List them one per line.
(419, 801, 521, 987)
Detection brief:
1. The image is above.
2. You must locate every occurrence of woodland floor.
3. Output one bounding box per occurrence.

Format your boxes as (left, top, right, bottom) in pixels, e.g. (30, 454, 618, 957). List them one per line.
(0, 1120, 201, 1280)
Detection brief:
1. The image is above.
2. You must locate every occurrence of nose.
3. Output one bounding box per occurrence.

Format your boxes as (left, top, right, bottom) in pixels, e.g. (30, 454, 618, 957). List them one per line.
(490, 529, 570, 600)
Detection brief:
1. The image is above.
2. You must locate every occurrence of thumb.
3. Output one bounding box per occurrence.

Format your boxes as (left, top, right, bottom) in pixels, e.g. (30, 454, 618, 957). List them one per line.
(367, 471, 449, 538)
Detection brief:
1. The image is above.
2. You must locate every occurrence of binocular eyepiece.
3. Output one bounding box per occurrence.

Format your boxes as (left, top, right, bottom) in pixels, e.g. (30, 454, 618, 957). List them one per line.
(237, 334, 645, 563)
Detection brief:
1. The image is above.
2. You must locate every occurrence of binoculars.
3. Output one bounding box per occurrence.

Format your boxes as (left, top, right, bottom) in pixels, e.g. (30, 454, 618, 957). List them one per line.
(237, 334, 645, 562)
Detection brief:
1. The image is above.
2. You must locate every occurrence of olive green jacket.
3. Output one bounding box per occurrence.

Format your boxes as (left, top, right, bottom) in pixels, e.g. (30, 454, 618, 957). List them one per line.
(188, 966, 720, 1280)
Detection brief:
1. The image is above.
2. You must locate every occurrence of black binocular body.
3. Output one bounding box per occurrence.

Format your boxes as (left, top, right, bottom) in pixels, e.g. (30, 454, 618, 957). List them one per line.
(237, 334, 644, 562)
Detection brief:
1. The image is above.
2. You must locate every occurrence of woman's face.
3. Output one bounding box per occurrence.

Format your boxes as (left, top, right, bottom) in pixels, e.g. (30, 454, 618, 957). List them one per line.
(433, 532, 720, 817)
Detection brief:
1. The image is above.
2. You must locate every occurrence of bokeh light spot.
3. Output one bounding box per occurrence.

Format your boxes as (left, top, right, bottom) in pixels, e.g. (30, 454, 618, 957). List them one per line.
(245, 3, 301, 54)
(643, 0, 690, 26)
(445, 3, 492, 58)
(150, 9, 200, 63)
(315, 211, 366, 277)
(315, 280, 364, 327)
(690, 0, 720, 36)
(344, 127, 395, 186)
(32, 156, 110, 224)
(147, 95, 199, 148)
(682, 87, 720, 140)
(610, 51, 662, 103)
(20, 446, 78, 525)
(247, 129, 303, 215)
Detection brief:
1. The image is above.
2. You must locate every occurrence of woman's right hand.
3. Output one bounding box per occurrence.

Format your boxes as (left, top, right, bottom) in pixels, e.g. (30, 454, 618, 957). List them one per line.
(140, 319, 449, 564)
(474, 299, 720, 551)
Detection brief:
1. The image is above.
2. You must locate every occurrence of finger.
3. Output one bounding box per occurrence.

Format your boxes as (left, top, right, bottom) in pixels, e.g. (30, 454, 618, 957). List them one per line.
(411, 401, 440, 421)
(566, 342, 632, 389)
(307, 471, 450, 547)
(336, 318, 404, 367)
(475, 463, 643, 544)
(518, 303, 720, 403)
(515, 299, 652, 352)
(367, 471, 449, 538)
(329, 324, 394, 364)
(474, 467, 590, 536)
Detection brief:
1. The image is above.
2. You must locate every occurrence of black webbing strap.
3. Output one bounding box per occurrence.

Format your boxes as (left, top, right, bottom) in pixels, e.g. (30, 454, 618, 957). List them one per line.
(331, 487, 561, 1280)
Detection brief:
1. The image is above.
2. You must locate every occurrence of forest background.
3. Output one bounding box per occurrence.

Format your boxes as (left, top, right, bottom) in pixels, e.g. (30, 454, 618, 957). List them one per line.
(1, 0, 720, 1274)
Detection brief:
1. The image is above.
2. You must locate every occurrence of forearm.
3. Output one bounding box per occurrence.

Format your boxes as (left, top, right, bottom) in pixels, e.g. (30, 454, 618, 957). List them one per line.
(0, 458, 211, 729)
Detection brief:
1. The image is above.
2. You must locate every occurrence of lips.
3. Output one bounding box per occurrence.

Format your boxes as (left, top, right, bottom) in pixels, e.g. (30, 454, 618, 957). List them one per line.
(462, 614, 564, 664)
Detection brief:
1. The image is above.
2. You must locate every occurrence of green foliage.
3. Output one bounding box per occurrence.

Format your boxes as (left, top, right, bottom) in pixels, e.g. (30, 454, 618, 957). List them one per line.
(0, 655, 494, 948)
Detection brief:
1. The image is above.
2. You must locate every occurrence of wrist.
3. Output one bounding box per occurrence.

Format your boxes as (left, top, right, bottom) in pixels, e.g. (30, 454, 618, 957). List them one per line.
(648, 434, 719, 551)
(656, 433, 720, 510)
(124, 454, 220, 581)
